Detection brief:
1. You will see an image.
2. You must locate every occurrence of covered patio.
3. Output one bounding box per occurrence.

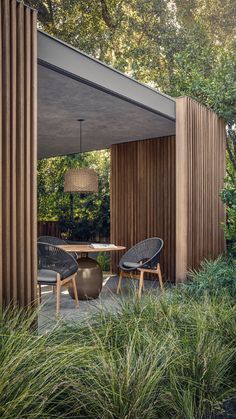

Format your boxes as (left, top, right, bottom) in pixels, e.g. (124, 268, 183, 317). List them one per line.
(0, 0, 226, 308)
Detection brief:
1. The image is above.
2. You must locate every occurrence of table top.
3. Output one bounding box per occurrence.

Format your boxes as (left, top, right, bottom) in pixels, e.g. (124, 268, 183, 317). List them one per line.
(58, 244, 126, 253)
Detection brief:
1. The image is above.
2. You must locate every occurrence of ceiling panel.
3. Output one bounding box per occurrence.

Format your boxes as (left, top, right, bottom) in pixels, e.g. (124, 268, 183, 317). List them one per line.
(38, 65, 176, 159)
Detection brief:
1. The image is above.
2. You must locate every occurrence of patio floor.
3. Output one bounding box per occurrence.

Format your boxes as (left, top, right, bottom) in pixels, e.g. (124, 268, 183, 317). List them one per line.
(38, 274, 161, 333)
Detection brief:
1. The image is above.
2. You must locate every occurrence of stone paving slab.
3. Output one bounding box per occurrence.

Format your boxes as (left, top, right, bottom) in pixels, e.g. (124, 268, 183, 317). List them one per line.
(38, 275, 160, 333)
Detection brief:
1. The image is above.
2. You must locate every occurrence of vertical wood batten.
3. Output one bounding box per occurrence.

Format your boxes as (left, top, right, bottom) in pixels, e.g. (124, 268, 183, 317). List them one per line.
(10, 0, 17, 301)
(2, 0, 11, 302)
(31, 10, 37, 303)
(176, 97, 226, 282)
(0, 0, 2, 305)
(176, 97, 188, 281)
(17, 2, 25, 304)
(25, 7, 31, 303)
(0, 0, 37, 306)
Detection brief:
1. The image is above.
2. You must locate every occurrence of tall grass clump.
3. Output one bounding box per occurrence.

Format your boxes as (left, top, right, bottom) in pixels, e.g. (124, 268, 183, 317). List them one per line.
(0, 256, 236, 418)
(0, 306, 94, 418)
(182, 256, 236, 300)
(48, 291, 236, 418)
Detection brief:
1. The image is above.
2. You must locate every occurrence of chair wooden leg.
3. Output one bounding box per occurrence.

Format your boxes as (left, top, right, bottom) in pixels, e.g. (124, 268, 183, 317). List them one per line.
(138, 270, 144, 298)
(38, 284, 42, 303)
(117, 272, 123, 294)
(56, 278, 61, 317)
(157, 264, 163, 291)
(72, 276, 79, 308)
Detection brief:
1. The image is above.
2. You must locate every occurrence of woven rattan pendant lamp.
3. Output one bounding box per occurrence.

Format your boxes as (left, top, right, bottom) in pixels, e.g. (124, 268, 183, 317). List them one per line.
(64, 119, 98, 194)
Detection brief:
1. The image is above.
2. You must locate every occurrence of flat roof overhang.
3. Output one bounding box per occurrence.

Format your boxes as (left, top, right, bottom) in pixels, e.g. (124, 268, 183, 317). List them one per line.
(38, 30, 176, 159)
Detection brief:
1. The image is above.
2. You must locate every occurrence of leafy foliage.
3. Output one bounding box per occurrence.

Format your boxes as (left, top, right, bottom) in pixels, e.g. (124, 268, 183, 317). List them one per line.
(38, 150, 110, 240)
(96, 252, 110, 272)
(26, 0, 236, 92)
(33, 0, 236, 243)
(181, 257, 236, 300)
(221, 181, 236, 255)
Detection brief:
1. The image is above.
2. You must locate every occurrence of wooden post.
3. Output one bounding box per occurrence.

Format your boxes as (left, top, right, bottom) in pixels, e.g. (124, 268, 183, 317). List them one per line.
(176, 97, 226, 282)
(0, 0, 37, 306)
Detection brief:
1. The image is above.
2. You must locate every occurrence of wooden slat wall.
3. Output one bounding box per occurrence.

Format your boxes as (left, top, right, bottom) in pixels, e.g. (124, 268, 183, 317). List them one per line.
(176, 97, 226, 281)
(0, 0, 37, 306)
(37, 221, 110, 243)
(38, 221, 61, 238)
(111, 136, 176, 281)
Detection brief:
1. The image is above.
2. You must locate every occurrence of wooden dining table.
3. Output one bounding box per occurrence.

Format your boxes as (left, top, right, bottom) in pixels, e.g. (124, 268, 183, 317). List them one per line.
(57, 244, 126, 300)
(58, 244, 126, 257)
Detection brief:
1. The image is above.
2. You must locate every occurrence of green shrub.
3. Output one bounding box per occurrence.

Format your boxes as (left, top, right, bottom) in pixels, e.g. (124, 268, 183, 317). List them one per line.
(1, 263, 236, 418)
(182, 257, 236, 300)
(0, 258, 236, 419)
(221, 174, 236, 257)
(0, 306, 94, 418)
(50, 294, 236, 418)
(97, 252, 111, 272)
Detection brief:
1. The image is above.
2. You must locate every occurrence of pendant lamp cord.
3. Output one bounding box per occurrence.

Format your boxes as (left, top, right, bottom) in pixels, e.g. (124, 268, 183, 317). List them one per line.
(78, 119, 83, 153)
(68, 119, 84, 230)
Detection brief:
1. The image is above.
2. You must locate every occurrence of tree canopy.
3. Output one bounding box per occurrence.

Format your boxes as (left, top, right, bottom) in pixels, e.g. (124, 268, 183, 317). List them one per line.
(32, 0, 236, 243)
(26, 0, 236, 99)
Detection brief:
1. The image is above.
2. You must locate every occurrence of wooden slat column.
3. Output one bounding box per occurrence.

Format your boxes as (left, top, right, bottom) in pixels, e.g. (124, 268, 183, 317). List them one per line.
(0, 0, 37, 306)
(111, 136, 176, 281)
(176, 97, 226, 282)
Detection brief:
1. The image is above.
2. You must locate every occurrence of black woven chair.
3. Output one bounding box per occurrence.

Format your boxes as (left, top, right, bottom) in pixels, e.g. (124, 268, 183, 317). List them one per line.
(37, 242, 79, 315)
(117, 237, 164, 297)
(38, 235, 78, 260)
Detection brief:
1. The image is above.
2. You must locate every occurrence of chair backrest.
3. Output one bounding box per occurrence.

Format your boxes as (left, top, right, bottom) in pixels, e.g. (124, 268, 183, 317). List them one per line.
(38, 235, 66, 245)
(38, 242, 78, 280)
(120, 237, 164, 269)
(38, 236, 77, 260)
